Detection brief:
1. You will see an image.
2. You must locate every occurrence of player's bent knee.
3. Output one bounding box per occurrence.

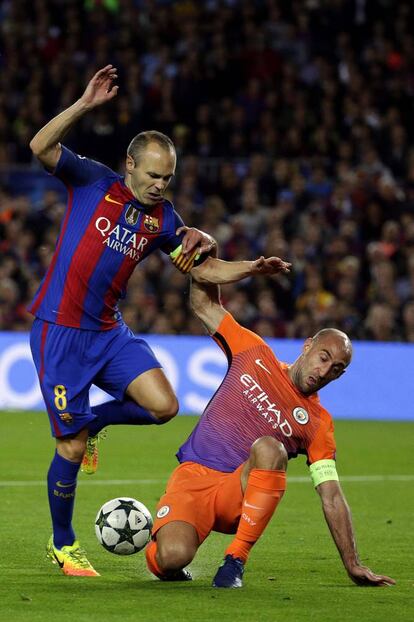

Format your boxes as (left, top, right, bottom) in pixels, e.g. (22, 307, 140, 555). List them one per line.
(151, 397, 179, 424)
(57, 440, 86, 463)
(157, 539, 195, 571)
(251, 436, 288, 470)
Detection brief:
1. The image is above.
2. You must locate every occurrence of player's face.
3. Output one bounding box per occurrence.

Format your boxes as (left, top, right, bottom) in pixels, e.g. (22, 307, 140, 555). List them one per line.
(294, 335, 351, 395)
(126, 143, 176, 206)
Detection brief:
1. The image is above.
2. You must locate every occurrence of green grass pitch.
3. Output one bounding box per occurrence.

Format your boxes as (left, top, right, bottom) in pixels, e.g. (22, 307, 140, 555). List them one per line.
(0, 412, 413, 622)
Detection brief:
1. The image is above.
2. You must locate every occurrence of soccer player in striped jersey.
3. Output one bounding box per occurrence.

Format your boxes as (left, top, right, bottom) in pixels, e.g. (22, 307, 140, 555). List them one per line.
(146, 275, 395, 588)
(28, 65, 285, 576)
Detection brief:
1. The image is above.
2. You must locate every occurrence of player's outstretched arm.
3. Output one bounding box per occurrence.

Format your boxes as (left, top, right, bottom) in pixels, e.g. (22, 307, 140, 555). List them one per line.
(317, 480, 395, 586)
(190, 278, 226, 335)
(29, 65, 118, 170)
(191, 255, 291, 285)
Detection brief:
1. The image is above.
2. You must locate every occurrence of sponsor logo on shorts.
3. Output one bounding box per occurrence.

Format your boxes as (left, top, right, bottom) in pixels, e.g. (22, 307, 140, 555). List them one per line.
(292, 407, 309, 425)
(58, 412, 73, 424)
(157, 505, 170, 519)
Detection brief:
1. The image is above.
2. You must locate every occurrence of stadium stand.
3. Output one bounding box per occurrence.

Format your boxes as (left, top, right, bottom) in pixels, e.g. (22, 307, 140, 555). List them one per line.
(1, 0, 413, 340)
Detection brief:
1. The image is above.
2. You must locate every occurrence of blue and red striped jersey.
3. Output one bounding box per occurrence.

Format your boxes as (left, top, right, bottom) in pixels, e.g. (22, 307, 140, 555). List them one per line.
(28, 146, 185, 330)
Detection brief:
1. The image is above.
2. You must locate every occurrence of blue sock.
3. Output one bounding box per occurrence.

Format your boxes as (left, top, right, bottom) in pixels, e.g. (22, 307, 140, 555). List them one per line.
(88, 399, 162, 437)
(47, 451, 80, 549)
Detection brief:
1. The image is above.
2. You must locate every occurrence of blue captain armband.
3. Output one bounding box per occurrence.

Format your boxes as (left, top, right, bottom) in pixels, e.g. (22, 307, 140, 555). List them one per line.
(309, 459, 339, 488)
(170, 244, 201, 274)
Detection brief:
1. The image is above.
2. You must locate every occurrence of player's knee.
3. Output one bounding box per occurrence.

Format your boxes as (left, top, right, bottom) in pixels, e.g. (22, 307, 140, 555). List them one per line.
(57, 439, 86, 463)
(157, 539, 195, 571)
(151, 396, 179, 424)
(250, 436, 288, 471)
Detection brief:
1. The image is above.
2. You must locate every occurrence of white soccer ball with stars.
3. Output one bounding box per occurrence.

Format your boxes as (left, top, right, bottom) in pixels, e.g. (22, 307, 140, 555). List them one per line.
(95, 497, 153, 555)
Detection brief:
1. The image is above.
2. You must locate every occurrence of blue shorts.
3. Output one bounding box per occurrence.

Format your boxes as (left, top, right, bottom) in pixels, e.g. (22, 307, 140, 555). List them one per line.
(30, 318, 161, 438)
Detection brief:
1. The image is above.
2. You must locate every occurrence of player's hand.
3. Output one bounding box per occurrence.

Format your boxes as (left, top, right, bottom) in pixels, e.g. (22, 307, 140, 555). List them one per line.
(347, 565, 395, 587)
(79, 65, 119, 109)
(176, 226, 216, 256)
(251, 256, 291, 276)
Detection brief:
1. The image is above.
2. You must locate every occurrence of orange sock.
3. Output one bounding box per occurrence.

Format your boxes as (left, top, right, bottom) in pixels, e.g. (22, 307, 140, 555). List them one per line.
(145, 540, 163, 578)
(225, 468, 286, 563)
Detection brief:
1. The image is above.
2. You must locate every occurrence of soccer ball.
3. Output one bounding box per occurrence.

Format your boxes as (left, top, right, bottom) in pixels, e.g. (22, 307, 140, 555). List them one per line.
(95, 497, 153, 555)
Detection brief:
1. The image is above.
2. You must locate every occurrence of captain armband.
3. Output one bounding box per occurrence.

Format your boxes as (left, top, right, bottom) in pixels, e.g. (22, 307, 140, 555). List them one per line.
(309, 459, 339, 488)
(170, 244, 201, 274)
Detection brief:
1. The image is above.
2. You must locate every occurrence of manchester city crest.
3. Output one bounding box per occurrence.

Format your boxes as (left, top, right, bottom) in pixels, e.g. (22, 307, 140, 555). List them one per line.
(125, 203, 139, 225)
(292, 407, 309, 425)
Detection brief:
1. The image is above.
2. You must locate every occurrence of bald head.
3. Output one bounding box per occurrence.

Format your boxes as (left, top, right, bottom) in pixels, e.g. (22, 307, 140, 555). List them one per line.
(288, 328, 352, 395)
(312, 328, 353, 363)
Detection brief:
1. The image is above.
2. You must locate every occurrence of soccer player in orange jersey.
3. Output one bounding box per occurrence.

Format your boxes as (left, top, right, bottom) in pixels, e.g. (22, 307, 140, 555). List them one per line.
(145, 269, 395, 588)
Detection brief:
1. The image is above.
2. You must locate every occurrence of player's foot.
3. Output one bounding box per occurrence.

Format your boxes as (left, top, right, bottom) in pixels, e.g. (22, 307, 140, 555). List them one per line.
(46, 536, 100, 577)
(81, 430, 107, 475)
(159, 569, 193, 582)
(212, 554, 244, 588)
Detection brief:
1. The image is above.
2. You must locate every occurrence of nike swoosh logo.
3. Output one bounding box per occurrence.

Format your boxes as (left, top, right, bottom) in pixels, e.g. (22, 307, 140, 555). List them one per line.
(244, 500, 264, 510)
(105, 194, 124, 205)
(53, 552, 64, 568)
(56, 481, 74, 488)
(255, 359, 271, 374)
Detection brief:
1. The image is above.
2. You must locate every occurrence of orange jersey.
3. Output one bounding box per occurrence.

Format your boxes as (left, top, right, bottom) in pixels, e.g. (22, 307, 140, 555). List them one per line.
(177, 312, 336, 471)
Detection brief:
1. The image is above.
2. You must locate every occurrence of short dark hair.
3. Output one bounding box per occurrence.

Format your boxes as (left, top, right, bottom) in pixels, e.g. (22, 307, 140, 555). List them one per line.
(127, 131, 175, 163)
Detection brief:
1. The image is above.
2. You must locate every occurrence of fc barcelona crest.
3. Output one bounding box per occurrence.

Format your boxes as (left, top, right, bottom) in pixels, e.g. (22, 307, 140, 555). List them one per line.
(125, 204, 139, 226)
(59, 412, 73, 424)
(143, 214, 159, 232)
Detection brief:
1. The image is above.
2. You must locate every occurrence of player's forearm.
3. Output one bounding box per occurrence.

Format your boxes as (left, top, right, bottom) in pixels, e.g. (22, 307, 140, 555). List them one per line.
(30, 99, 90, 157)
(189, 278, 225, 334)
(321, 491, 360, 571)
(190, 277, 220, 308)
(191, 257, 254, 284)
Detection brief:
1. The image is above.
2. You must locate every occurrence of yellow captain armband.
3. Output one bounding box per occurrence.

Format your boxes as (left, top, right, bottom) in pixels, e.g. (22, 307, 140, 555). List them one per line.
(170, 244, 201, 274)
(309, 459, 339, 488)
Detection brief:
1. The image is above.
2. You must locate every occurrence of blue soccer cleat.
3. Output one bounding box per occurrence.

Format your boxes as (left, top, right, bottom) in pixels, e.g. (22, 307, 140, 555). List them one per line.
(212, 554, 244, 588)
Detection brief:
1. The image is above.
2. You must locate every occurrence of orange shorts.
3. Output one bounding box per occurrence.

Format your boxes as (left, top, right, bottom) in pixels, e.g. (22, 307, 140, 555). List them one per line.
(152, 461, 244, 544)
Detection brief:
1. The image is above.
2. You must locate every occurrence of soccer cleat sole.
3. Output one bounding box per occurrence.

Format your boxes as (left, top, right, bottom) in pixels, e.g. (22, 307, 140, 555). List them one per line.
(159, 569, 193, 582)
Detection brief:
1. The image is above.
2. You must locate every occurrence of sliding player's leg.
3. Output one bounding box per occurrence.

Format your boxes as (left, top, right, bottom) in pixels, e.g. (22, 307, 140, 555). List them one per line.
(146, 522, 197, 581)
(146, 462, 222, 580)
(213, 436, 287, 588)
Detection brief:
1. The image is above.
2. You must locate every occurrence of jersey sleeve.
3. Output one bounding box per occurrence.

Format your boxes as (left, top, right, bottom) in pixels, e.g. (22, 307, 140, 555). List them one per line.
(161, 210, 208, 273)
(53, 146, 114, 187)
(213, 312, 266, 361)
(159, 210, 185, 255)
(306, 410, 337, 464)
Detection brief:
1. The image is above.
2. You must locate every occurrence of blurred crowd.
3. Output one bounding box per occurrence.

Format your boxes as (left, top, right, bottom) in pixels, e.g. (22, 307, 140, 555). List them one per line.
(1, 0, 414, 341)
